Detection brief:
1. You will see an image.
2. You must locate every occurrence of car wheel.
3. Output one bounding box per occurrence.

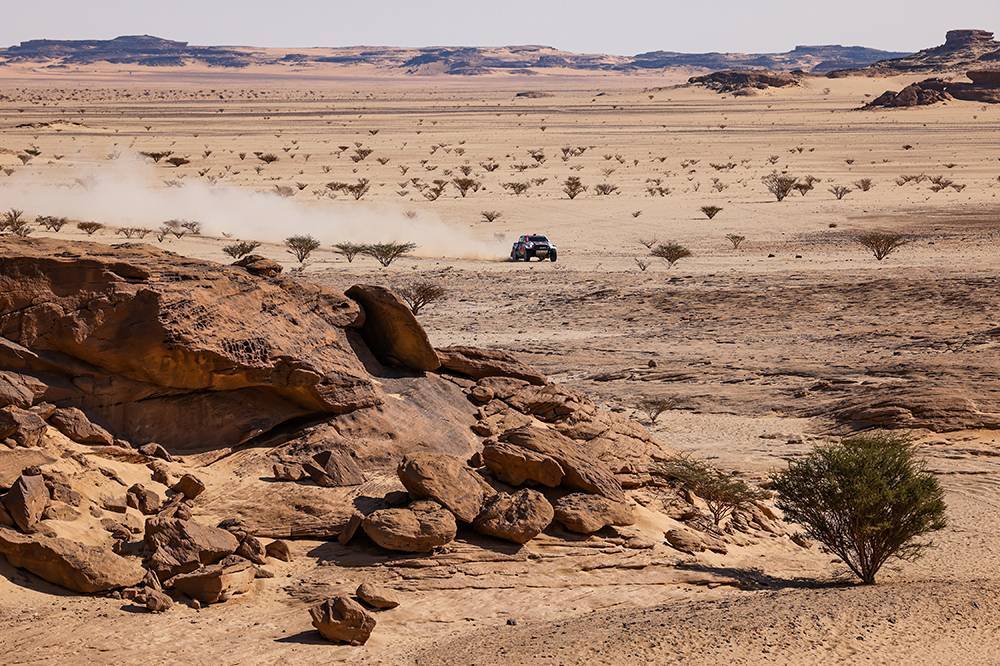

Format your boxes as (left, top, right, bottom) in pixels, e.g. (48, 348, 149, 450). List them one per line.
(549, 249, 557, 262)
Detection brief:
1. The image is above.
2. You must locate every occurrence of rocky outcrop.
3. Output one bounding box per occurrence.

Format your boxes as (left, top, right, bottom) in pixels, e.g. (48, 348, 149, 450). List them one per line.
(0, 238, 380, 451)
(436, 346, 546, 385)
(0, 527, 145, 593)
(345, 285, 441, 372)
(362, 500, 457, 552)
(303, 448, 365, 487)
(143, 516, 239, 579)
(2, 473, 48, 532)
(863, 72, 1000, 108)
(170, 556, 256, 604)
(310, 595, 376, 645)
(47, 407, 114, 446)
(0, 370, 44, 408)
(482, 440, 564, 487)
(688, 70, 799, 94)
(473, 489, 554, 544)
(356, 582, 400, 610)
(834, 30, 1000, 76)
(0, 406, 47, 448)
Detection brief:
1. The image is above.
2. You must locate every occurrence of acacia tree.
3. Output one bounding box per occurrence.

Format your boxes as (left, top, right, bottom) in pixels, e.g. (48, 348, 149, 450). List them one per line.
(562, 176, 587, 199)
(395, 280, 446, 314)
(361, 241, 417, 267)
(771, 432, 946, 585)
(332, 242, 364, 263)
(655, 455, 767, 526)
(223, 240, 261, 260)
(762, 172, 798, 202)
(285, 235, 320, 263)
(701, 205, 723, 220)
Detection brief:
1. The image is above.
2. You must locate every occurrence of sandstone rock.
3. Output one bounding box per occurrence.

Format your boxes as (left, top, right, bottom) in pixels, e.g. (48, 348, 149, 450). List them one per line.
(3, 473, 48, 532)
(0, 406, 47, 448)
(305, 448, 365, 487)
(345, 284, 441, 372)
(171, 558, 256, 604)
(43, 503, 80, 521)
(0, 371, 45, 409)
(144, 588, 173, 612)
(143, 517, 239, 579)
(310, 595, 376, 645)
(664, 528, 728, 555)
(102, 496, 128, 514)
(500, 427, 625, 501)
(0, 449, 56, 488)
(44, 473, 82, 507)
(469, 385, 494, 405)
(553, 493, 634, 534)
(338, 511, 363, 545)
(397, 453, 488, 523)
(138, 443, 173, 462)
(126, 484, 161, 515)
(232, 254, 283, 277)
(0, 501, 12, 527)
(47, 407, 114, 446)
(968, 70, 1000, 86)
(356, 582, 400, 610)
(362, 500, 457, 552)
(437, 346, 546, 385)
(689, 70, 800, 93)
(147, 461, 173, 486)
(171, 473, 205, 500)
(271, 463, 306, 481)
(0, 527, 145, 593)
(474, 489, 554, 544)
(265, 539, 292, 562)
(236, 535, 268, 565)
(482, 440, 564, 488)
(0, 239, 379, 451)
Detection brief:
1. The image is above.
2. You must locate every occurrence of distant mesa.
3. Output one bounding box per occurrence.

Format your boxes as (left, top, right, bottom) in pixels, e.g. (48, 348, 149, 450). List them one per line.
(830, 29, 1000, 76)
(0, 35, 905, 75)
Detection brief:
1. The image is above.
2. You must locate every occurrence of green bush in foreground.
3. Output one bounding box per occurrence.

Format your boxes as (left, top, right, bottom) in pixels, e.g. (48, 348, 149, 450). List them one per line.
(771, 432, 946, 585)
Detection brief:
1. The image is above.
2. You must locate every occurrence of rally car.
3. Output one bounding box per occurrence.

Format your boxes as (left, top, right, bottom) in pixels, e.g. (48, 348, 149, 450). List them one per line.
(510, 234, 557, 262)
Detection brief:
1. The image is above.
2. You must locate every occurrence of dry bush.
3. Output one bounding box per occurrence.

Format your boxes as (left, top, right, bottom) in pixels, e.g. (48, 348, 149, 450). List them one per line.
(655, 455, 767, 526)
(165, 157, 190, 168)
(593, 183, 620, 196)
(857, 231, 910, 261)
(700, 205, 723, 220)
(762, 172, 797, 202)
(502, 181, 531, 196)
(395, 280, 447, 314)
(326, 179, 371, 200)
(361, 241, 417, 267)
(140, 150, 173, 163)
(725, 234, 746, 249)
(480, 210, 502, 223)
(651, 242, 692, 268)
(256, 153, 280, 164)
(332, 241, 364, 262)
(829, 185, 852, 200)
(1, 209, 32, 237)
(638, 237, 658, 250)
(223, 240, 262, 260)
(452, 177, 481, 197)
(37, 215, 68, 232)
(423, 180, 448, 201)
(77, 222, 103, 236)
(771, 432, 946, 584)
(634, 257, 650, 272)
(562, 176, 587, 199)
(638, 396, 679, 424)
(116, 227, 150, 239)
(285, 235, 320, 263)
(854, 178, 875, 192)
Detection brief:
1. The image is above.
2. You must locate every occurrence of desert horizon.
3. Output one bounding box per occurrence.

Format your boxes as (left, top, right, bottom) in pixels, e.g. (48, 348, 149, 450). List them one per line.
(0, 7, 999, 665)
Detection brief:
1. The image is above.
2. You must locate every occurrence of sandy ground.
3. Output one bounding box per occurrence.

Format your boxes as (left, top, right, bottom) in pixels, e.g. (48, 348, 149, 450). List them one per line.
(1, 64, 999, 664)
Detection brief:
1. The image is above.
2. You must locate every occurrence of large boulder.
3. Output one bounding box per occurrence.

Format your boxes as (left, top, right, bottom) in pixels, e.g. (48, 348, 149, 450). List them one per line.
(0, 371, 45, 409)
(553, 493, 634, 534)
(356, 582, 400, 610)
(304, 448, 365, 487)
(345, 284, 440, 372)
(170, 557, 256, 604)
(362, 500, 457, 552)
(397, 453, 489, 523)
(232, 254, 282, 278)
(968, 70, 1000, 86)
(310, 595, 376, 645)
(143, 517, 239, 579)
(0, 238, 381, 451)
(0, 406, 47, 448)
(0, 527, 145, 593)
(2, 473, 48, 532)
(482, 440, 564, 488)
(500, 427, 625, 501)
(473, 489, 554, 544)
(437, 346, 546, 385)
(47, 407, 114, 446)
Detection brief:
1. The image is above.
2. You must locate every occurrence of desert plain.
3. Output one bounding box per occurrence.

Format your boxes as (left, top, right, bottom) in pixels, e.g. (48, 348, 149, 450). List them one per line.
(0, 58, 998, 665)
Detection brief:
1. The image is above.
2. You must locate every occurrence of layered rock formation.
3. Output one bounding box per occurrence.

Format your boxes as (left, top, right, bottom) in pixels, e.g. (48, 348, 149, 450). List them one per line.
(833, 30, 1000, 76)
(863, 70, 1000, 108)
(688, 70, 800, 94)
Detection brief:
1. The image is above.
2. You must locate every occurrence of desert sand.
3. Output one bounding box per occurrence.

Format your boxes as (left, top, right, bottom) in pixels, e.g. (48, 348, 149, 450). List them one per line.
(0, 60, 998, 665)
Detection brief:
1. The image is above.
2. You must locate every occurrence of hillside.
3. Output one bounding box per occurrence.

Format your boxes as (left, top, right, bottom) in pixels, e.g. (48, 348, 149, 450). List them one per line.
(831, 29, 1000, 76)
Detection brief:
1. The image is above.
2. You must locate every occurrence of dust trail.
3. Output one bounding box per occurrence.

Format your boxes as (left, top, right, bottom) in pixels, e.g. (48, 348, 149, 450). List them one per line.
(0, 155, 505, 259)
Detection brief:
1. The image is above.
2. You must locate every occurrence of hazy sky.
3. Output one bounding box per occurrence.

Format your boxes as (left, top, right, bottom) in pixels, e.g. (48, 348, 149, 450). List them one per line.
(3, 1, 997, 54)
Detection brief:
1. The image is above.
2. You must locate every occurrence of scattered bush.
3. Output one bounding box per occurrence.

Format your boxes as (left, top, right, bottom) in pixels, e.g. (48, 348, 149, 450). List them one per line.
(332, 241, 364, 262)
(562, 176, 587, 199)
(700, 205, 723, 220)
(502, 181, 531, 197)
(222, 240, 261, 260)
(725, 234, 746, 250)
(361, 241, 417, 267)
(829, 185, 852, 200)
(593, 183, 620, 196)
(854, 178, 875, 192)
(480, 210, 502, 223)
(857, 231, 910, 261)
(771, 432, 946, 584)
(395, 280, 446, 314)
(116, 227, 150, 239)
(638, 396, 678, 424)
(285, 235, 321, 263)
(762, 172, 797, 202)
(37, 215, 68, 232)
(651, 242, 692, 268)
(452, 177, 481, 197)
(165, 157, 190, 168)
(77, 222, 104, 236)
